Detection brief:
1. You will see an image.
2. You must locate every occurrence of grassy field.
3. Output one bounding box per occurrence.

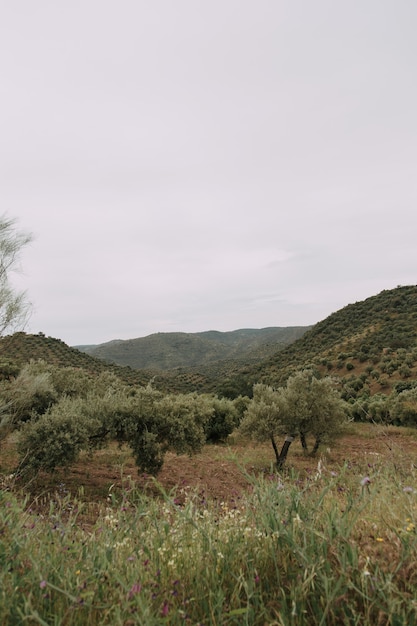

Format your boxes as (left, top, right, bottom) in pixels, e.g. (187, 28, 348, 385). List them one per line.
(1, 423, 417, 625)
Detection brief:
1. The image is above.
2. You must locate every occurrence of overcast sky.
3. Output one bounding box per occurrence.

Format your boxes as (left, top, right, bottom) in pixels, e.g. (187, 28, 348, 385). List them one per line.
(2, 1, 416, 346)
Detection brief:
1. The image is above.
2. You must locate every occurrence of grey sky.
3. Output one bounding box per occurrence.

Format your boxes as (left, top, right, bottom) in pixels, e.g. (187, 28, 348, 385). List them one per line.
(2, 1, 416, 346)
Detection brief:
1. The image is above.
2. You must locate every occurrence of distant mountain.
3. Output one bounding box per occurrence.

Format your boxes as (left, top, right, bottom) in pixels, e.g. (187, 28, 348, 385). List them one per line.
(2, 286, 416, 401)
(76, 327, 310, 371)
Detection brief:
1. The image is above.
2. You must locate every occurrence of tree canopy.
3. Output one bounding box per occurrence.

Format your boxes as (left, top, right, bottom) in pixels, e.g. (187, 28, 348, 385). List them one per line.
(240, 370, 347, 467)
(0, 214, 32, 335)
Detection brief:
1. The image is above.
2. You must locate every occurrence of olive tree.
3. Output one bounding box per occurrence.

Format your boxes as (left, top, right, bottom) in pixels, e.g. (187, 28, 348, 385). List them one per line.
(283, 370, 347, 455)
(116, 388, 212, 475)
(240, 370, 347, 467)
(390, 387, 417, 426)
(17, 396, 102, 475)
(16, 384, 213, 477)
(202, 394, 240, 442)
(239, 383, 289, 465)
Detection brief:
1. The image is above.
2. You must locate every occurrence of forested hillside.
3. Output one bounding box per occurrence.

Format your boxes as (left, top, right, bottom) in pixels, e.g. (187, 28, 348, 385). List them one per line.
(1, 286, 416, 403)
(214, 285, 417, 399)
(0, 332, 154, 386)
(76, 326, 309, 370)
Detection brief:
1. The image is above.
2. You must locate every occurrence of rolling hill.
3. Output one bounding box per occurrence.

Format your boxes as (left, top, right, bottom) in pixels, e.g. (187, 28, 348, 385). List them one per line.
(0, 332, 155, 386)
(0, 286, 416, 400)
(204, 284, 417, 397)
(76, 326, 310, 370)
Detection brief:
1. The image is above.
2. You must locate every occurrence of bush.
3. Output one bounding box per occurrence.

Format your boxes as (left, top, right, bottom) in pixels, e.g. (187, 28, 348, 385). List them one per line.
(17, 397, 102, 475)
(0, 364, 57, 424)
(203, 395, 239, 442)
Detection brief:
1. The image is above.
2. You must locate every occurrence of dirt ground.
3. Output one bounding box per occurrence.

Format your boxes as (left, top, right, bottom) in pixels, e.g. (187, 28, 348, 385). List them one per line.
(3, 424, 416, 509)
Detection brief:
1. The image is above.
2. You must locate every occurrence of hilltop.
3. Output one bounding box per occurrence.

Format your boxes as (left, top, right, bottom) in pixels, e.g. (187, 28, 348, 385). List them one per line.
(0, 332, 155, 386)
(0, 286, 416, 400)
(209, 284, 417, 398)
(76, 326, 309, 370)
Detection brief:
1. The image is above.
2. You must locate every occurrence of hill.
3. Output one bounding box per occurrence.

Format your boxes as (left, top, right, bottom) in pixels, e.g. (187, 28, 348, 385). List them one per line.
(76, 327, 310, 370)
(1, 286, 416, 400)
(0, 332, 155, 386)
(210, 285, 417, 398)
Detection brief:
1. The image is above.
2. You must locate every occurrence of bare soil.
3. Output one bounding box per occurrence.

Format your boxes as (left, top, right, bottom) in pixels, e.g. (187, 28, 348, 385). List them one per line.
(3, 424, 416, 510)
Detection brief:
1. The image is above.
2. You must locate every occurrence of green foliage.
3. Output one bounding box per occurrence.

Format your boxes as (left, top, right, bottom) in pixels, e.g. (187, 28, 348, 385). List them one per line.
(0, 214, 33, 335)
(49, 366, 93, 397)
(0, 362, 57, 425)
(0, 359, 20, 381)
(349, 394, 391, 423)
(17, 396, 103, 474)
(240, 383, 286, 442)
(203, 395, 239, 442)
(283, 370, 347, 451)
(240, 370, 347, 464)
(2, 458, 417, 625)
(390, 388, 417, 427)
(15, 381, 215, 477)
(0, 332, 152, 387)
(123, 389, 210, 474)
(79, 327, 310, 371)
(223, 285, 417, 396)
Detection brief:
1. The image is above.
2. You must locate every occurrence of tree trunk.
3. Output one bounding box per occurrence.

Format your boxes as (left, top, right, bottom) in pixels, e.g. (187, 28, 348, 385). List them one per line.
(277, 435, 295, 468)
(270, 435, 280, 465)
(300, 431, 308, 453)
(311, 436, 321, 456)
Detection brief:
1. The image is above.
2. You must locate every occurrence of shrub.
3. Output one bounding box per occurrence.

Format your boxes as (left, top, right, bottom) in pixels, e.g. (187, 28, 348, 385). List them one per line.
(203, 395, 239, 442)
(17, 397, 102, 475)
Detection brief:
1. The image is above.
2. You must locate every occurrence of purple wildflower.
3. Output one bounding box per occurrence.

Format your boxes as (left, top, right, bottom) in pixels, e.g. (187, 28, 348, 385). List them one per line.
(128, 583, 142, 599)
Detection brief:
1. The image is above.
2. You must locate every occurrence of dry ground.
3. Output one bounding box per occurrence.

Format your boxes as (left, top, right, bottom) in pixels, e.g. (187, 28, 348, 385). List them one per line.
(2, 423, 416, 509)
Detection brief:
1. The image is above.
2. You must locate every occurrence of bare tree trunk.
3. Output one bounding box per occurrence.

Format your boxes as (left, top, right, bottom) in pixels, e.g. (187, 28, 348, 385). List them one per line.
(270, 435, 280, 465)
(311, 436, 321, 455)
(277, 435, 295, 468)
(300, 431, 308, 453)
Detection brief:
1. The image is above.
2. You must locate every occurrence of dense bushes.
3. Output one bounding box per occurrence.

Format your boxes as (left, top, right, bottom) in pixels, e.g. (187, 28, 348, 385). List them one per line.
(0, 361, 242, 477)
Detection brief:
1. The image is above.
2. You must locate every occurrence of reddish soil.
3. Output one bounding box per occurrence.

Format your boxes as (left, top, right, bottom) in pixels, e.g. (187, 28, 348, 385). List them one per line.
(3, 424, 416, 511)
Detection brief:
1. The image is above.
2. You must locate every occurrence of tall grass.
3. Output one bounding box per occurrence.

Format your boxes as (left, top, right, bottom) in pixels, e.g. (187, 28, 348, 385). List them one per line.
(1, 460, 417, 625)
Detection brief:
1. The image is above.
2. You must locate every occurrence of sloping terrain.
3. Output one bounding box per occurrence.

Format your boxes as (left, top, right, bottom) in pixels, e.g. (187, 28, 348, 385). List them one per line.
(76, 326, 310, 370)
(215, 285, 417, 397)
(0, 332, 154, 386)
(1, 286, 416, 400)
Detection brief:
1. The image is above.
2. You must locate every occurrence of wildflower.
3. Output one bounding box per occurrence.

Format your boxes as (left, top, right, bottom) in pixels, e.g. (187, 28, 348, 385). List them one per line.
(128, 583, 142, 599)
(161, 601, 169, 617)
(39, 580, 47, 589)
(375, 537, 384, 542)
(360, 476, 371, 487)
